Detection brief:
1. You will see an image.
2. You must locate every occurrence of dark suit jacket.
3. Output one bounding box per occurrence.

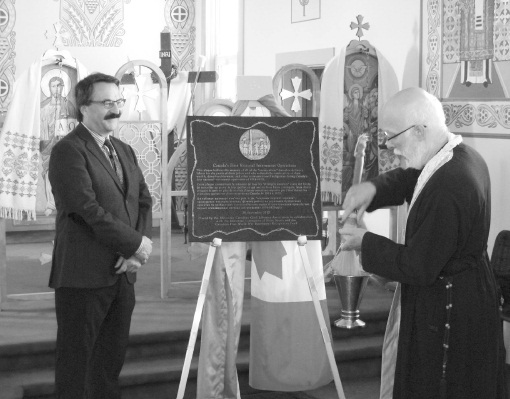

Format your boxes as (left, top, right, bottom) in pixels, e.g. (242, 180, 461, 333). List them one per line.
(48, 123, 152, 289)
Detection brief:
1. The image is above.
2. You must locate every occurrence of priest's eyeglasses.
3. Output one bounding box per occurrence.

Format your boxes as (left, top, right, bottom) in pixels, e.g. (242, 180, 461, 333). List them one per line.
(89, 99, 126, 109)
(378, 125, 427, 150)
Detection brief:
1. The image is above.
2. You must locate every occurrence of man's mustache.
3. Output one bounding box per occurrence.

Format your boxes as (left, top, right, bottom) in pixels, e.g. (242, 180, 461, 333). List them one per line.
(104, 112, 121, 120)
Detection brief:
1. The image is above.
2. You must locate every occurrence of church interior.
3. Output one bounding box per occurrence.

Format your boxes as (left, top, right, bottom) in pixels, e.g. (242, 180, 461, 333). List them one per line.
(0, 0, 509, 398)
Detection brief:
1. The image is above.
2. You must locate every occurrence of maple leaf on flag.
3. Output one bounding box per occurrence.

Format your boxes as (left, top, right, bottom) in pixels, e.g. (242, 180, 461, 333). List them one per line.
(252, 241, 287, 280)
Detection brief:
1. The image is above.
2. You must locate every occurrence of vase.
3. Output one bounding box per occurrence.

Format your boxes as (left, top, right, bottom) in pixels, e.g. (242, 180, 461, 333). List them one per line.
(333, 274, 370, 329)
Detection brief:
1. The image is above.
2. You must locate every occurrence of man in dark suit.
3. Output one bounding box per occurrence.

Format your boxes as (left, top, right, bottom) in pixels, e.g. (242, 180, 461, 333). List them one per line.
(48, 72, 153, 398)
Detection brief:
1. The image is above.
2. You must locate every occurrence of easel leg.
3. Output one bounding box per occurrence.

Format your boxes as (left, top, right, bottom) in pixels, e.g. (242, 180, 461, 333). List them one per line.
(196, 241, 245, 399)
(176, 238, 222, 399)
(0, 218, 6, 310)
(297, 236, 346, 399)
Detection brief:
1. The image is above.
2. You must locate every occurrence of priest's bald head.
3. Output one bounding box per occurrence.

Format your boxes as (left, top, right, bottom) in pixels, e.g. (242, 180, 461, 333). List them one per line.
(379, 87, 449, 170)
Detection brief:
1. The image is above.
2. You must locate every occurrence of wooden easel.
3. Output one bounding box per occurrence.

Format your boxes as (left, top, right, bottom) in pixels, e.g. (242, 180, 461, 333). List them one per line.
(0, 219, 6, 306)
(175, 237, 222, 399)
(296, 236, 346, 399)
(176, 236, 346, 399)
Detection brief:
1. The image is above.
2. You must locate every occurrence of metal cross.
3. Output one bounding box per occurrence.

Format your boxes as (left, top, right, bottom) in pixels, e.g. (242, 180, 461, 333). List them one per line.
(350, 15, 370, 40)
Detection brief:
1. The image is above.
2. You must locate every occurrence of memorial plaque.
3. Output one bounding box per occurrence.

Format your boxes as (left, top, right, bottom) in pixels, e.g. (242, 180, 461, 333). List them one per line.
(187, 116, 321, 242)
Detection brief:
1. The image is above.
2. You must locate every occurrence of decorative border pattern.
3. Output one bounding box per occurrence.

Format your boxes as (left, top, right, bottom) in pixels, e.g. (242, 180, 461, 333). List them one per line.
(423, 0, 441, 98)
(421, 0, 510, 137)
(164, 0, 196, 71)
(0, 131, 39, 197)
(164, 0, 196, 218)
(0, 0, 16, 114)
(493, 0, 510, 61)
(443, 101, 510, 129)
(117, 122, 162, 214)
(59, 0, 129, 47)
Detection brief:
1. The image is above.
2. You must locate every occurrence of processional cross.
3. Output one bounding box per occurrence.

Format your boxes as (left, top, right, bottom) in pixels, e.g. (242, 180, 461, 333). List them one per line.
(45, 21, 65, 50)
(350, 15, 370, 40)
(159, 27, 218, 85)
(157, 27, 218, 238)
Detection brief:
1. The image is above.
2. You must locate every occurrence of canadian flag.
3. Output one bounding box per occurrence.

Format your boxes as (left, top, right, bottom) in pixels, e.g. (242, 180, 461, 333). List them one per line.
(249, 240, 333, 391)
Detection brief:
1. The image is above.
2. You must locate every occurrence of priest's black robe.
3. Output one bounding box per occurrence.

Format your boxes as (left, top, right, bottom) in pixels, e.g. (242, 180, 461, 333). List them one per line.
(362, 142, 507, 399)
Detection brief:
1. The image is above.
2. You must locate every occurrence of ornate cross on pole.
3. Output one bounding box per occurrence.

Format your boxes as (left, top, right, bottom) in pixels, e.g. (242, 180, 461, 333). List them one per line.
(159, 27, 218, 85)
(159, 26, 174, 81)
(45, 21, 65, 50)
(350, 15, 370, 40)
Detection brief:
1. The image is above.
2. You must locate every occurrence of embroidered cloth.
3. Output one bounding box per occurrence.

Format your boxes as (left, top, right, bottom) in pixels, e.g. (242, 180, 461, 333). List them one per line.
(0, 56, 87, 220)
(319, 45, 398, 204)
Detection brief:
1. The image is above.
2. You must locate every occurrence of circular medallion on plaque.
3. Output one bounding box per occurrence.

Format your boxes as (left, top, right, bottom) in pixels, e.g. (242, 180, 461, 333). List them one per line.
(239, 129, 270, 160)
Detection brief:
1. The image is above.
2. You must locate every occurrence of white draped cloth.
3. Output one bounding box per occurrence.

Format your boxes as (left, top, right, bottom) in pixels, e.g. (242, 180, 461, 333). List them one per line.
(0, 56, 87, 220)
(167, 71, 191, 139)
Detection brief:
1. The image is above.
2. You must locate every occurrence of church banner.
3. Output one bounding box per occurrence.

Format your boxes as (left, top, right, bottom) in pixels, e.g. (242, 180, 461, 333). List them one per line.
(420, 0, 510, 138)
(187, 116, 321, 242)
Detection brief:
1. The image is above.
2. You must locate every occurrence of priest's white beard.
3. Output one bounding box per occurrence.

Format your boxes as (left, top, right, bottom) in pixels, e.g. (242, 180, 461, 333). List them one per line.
(396, 143, 427, 170)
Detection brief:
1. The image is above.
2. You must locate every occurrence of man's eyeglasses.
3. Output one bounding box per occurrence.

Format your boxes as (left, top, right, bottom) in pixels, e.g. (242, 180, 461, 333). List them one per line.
(378, 125, 427, 150)
(89, 99, 126, 109)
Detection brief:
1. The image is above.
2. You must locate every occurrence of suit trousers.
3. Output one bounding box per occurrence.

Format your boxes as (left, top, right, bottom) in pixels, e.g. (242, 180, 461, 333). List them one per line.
(54, 274, 135, 399)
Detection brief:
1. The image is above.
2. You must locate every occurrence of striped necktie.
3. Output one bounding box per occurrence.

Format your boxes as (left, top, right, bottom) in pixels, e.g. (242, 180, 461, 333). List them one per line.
(103, 138, 124, 188)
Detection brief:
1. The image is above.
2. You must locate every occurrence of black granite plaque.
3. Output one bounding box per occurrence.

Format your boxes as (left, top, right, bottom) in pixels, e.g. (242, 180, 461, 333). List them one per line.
(187, 116, 321, 242)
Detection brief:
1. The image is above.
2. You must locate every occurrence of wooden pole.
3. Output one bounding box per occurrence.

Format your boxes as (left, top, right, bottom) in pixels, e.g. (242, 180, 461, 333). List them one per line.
(0, 218, 6, 309)
(176, 238, 221, 399)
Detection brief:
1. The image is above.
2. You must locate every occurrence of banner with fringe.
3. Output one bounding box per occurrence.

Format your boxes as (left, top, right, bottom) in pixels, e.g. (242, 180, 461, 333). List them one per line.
(0, 56, 87, 221)
(319, 44, 399, 205)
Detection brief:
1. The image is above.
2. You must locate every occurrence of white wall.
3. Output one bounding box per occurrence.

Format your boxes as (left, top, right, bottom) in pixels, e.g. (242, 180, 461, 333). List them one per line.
(463, 137, 510, 255)
(242, 0, 421, 89)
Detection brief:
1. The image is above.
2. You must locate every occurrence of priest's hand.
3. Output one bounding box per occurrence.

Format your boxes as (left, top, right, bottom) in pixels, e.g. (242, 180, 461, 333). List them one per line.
(339, 226, 368, 252)
(341, 182, 376, 224)
(115, 256, 143, 274)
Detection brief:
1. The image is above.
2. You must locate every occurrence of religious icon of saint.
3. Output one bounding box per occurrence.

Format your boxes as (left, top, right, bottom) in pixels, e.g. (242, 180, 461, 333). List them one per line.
(363, 87, 380, 181)
(342, 83, 368, 198)
(40, 72, 77, 142)
(40, 68, 78, 216)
